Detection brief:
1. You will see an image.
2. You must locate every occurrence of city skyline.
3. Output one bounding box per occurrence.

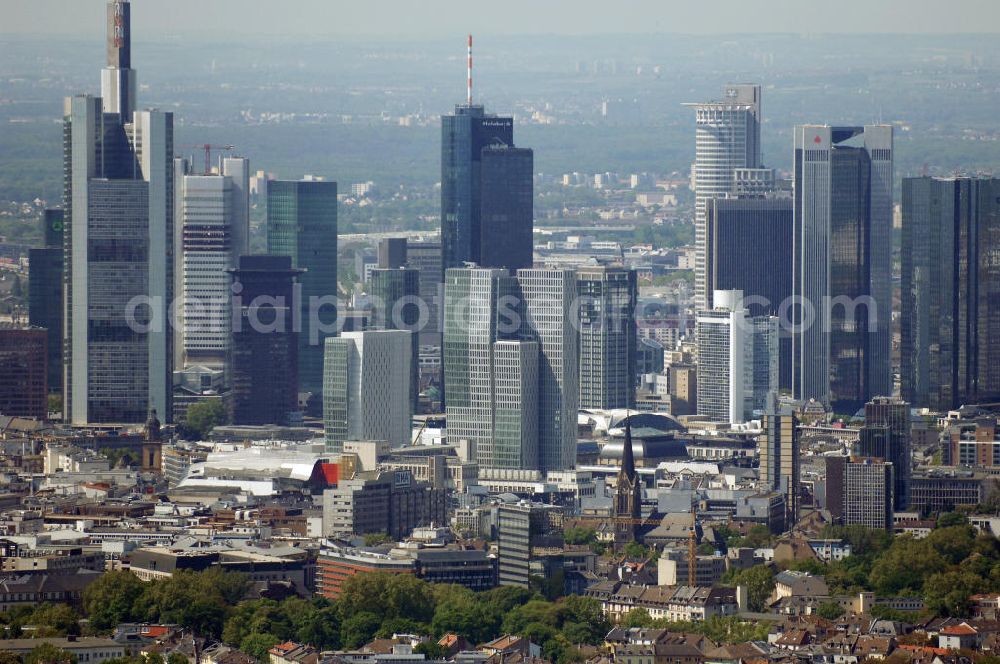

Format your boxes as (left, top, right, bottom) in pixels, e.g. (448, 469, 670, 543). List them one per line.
(4, 0, 1000, 653)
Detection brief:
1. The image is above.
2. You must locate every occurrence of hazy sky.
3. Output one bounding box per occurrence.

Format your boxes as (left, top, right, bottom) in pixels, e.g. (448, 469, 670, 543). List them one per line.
(1, 0, 998, 36)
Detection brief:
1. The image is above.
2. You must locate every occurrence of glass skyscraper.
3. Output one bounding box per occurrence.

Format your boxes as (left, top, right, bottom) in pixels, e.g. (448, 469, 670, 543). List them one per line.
(696, 290, 778, 424)
(577, 266, 637, 410)
(174, 156, 249, 371)
(792, 125, 893, 413)
(228, 255, 302, 426)
(859, 396, 911, 510)
(685, 84, 762, 309)
(440, 105, 514, 270)
(516, 269, 579, 472)
(443, 267, 577, 472)
(369, 267, 421, 408)
(29, 209, 64, 396)
(479, 145, 534, 272)
(323, 330, 413, 452)
(707, 196, 793, 389)
(901, 176, 1000, 411)
(444, 267, 514, 468)
(63, 4, 174, 424)
(267, 179, 338, 396)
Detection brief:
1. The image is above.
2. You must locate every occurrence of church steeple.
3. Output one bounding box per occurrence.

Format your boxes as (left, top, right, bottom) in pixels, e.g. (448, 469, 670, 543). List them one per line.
(620, 414, 636, 483)
(614, 412, 643, 547)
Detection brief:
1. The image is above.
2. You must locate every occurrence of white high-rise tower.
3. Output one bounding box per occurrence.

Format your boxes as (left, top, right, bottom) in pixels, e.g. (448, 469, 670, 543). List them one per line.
(685, 84, 762, 310)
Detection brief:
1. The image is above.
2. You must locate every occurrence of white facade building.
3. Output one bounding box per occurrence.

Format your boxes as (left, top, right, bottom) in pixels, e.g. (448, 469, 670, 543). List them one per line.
(686, 84, 761, 309)
(173, 157, 249, 370)
(696, 290, 777, 424)
(323, 330, 413, 451)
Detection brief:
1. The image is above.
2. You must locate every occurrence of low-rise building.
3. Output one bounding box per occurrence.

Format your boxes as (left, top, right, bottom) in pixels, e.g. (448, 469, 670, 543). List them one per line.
(0, 637, 125, 663)
(316, 543, 495, 599)
(321, 469, 447, 540)
(0, 571, 100, 612)
(594, 582, 739, 623)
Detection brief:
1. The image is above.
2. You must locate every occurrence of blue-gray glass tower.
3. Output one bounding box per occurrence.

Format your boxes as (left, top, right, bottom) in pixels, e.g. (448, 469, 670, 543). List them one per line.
(792, 126, 892, 413)
(228, 255, 303, 426)
(901, 177, 1000, 411)
(267, 180, 338, 397)
(707, 197, 793, 389)
(441, 105, 514, 270)
(29, 209, 64, 396)
(480, 146, 534, 271)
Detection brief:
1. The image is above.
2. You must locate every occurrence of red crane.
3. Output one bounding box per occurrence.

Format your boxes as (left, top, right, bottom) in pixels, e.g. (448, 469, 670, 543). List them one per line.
(180, 143, 235, 175)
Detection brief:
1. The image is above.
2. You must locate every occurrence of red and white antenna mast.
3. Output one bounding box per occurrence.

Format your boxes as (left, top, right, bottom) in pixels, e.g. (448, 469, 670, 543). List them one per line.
(467, 34, 473, 105)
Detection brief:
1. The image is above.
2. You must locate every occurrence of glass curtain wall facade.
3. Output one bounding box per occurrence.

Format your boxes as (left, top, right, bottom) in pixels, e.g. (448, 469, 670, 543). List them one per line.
(267, 179, 338, 396)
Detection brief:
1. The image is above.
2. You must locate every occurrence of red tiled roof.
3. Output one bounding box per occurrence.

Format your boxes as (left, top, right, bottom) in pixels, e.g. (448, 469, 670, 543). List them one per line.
(898, 645, 950, 656)
(941, 625, 977, 636)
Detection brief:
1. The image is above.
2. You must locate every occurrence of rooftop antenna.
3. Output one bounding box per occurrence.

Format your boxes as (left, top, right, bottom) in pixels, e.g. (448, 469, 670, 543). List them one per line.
(467, 34, 473, 105)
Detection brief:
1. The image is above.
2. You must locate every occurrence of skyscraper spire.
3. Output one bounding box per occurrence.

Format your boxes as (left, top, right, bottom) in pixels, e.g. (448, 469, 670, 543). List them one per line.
(101, 0, 136, 120)
(467, 34, 473, 105)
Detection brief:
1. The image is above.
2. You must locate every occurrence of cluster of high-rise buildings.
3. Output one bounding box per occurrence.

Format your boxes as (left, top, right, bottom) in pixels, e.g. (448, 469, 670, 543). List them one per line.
(687, 82, 1000, 421)
(4, 0, 1000, 528)
(11, 1, 641, 484)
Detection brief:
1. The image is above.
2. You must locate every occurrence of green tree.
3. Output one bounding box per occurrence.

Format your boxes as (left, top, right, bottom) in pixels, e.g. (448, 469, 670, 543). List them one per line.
(337, 572, 435, 629)
(293, 604, 340, 650)
(815, 601, 845, 620)
(821, 525, 892, 556)
(622, 541, 654, 560)
(925, 525, 977, 565)
(502, 599, 559, 635)
(741, 525, 774, 549)
(240, 632, 280, 664)
(622, 608, 653, 628)
(362, 532, 393, 547)
(0, 652, 21, 664)
(27, 604, 80, 636)
(184, 399, 228, 439)
(340, 612, 381, 649)
(557, 595, 609, 644)
(431, 599, 494, 644)
(923, 570, 987, 617)
(563, 527, 596, 545)
(138, 569, 243, 639)
(868, 536, 947, 595)
(81, 570, 147, 633)
(937, 512, 969, 528)
(699, 616, 771, 644)
(724, 564, 775, 612)
(786, 558, 828, 576)
(557, 645, 586, 664)
(167, 654, 189, 664)
(414, 643, 447, 659)
(23, 642, 76, 664)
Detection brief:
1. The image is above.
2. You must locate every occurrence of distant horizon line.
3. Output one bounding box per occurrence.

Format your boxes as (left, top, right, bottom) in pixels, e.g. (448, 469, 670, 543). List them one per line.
(3, 30, 1000, 39)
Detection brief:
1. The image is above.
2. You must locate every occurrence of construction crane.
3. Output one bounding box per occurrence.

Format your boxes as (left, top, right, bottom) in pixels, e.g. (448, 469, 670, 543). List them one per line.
(688, 503, 698, 587)
(180, 143, 235, 175)
(412, 418, 429, 446)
